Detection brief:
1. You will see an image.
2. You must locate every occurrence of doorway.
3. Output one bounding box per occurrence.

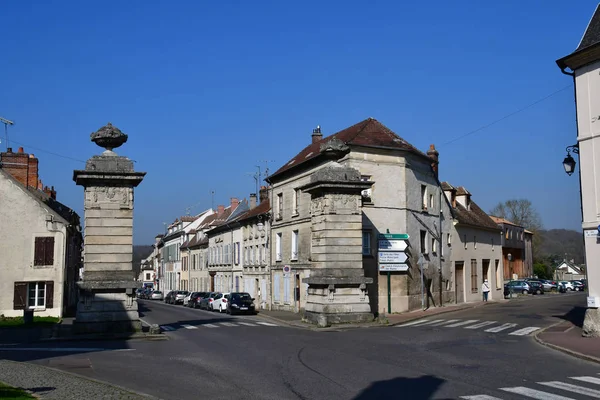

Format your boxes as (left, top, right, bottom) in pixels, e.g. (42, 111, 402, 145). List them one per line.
(295, 274, 301, 311)
(455, 262, 465, 303)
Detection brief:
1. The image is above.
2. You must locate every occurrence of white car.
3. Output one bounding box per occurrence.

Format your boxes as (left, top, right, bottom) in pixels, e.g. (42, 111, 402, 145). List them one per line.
(151, 291, 164, 300)
(559, 281, 575, 291)
(213, 292, 230, 312)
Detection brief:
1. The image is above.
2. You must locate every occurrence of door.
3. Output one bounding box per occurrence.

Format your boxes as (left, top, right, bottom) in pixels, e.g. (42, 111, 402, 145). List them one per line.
(235, 276, 240, 292)
(295, 274, 301, 311)
(210, 273, 215, 292)
(455, 262, 465, 303)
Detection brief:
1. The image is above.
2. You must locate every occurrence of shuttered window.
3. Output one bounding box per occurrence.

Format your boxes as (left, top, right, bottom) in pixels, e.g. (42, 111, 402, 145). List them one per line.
(284, 274, 291, 303)
(13, 281, 53, 309)
(273, 274, 280, 302)
(34, 237, 55, 266)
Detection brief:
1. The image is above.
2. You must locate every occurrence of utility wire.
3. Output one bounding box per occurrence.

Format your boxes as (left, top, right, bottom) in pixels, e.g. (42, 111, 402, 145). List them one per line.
(441, 83, 573, 147)
(0, 136, 86, 163)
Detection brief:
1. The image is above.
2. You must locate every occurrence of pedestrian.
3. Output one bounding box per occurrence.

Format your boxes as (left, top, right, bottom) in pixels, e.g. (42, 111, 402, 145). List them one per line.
(482, 279, 491, 302)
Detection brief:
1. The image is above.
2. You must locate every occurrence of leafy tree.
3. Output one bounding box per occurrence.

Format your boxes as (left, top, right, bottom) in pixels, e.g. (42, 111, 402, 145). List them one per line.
(533, 263, 552, 280)
(490, 199, 544, 262)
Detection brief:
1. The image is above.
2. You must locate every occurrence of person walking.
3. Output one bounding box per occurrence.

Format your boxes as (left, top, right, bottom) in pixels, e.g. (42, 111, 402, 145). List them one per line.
(482, 279, 491, 302)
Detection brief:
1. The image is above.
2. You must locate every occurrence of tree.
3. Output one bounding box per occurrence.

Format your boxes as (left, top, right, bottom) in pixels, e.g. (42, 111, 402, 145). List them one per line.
(490, 199, 544, 261)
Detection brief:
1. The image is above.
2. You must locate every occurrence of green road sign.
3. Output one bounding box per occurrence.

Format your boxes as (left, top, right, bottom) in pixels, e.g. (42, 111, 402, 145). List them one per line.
(378, 233, 409, 240)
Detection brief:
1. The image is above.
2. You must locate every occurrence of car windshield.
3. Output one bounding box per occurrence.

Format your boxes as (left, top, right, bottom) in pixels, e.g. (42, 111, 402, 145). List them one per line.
(234, 293, 252, 300)
(154, 291, 162, 294)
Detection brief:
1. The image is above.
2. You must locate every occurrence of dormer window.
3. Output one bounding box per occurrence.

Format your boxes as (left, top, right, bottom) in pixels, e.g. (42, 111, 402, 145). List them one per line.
(421, 185, 427, 211)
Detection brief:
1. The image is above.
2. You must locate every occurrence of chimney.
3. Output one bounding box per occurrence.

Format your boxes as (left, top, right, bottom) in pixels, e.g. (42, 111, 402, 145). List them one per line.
(18, 147, 24, 153)
(259, 185, 269, 203)
(311, 125, 322, 144)
(6, 147, 12, 153)
(427, 144, 439, 176)
(0, 147, 39, 190)
(217, 205, 225, 216)
(43, 185, 57, 200)
(230, 197, 239, 210)
(249, 193, 257, 209)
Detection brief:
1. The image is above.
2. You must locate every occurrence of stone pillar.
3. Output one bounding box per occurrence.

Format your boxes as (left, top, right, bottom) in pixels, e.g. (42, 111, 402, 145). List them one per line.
(72, 123, 146, 334)
(300, 161, 374, 327)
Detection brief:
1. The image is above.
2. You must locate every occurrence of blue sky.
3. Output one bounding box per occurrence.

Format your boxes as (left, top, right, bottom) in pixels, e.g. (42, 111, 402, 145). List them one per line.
(0, 1, 593, 244)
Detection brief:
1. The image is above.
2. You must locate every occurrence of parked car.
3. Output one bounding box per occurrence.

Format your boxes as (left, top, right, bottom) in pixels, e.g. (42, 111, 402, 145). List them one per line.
(164, 291, 176, 304)
(226, 292, 256, 315)
(213, 292, 230, 312)
(151, 291, 164, 300)
(189, 292, 208, 309)
(559, 281, 575, 291)
(173, 290, 189, 305)
(184, 292, 204, 307)
(199, 292, 220, 310)
(540, 280, 558, 292)
(571, 280, 586, 291)
(527, 280, 545, 295)
(504, 280, 531, 297)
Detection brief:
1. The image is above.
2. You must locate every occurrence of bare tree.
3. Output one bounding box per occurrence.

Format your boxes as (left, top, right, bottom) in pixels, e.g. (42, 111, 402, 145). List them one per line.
(489, 199, 543, 232)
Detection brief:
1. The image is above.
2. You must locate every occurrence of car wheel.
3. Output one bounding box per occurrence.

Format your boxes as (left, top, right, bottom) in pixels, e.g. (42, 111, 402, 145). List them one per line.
(219, 305, 223, 313)
(537, 289, 542, 295)
(522, 290, 528, 295)
(575, 287, 580, 291)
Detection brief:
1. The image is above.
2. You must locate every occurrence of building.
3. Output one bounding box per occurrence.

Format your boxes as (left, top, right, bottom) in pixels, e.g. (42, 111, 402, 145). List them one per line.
(555, 260, 585, 282)
(178, 209, 214, 292)
(489, 216, 533, 280)
(160, 217, 196, 293)
(265, 118, 453, 315)
(0, 147, 83, 318)
(443, 183, 504, 303)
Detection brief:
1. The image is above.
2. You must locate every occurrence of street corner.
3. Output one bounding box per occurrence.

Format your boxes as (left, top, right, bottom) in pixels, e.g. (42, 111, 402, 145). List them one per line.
(534, 320, 600, 365)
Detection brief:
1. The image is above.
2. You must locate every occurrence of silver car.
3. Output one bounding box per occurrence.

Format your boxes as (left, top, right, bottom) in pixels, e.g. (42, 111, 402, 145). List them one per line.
(150, 291, 164, 300)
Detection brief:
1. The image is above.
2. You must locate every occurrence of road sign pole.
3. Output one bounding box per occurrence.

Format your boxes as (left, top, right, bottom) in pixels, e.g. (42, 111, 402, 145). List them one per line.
(387, 271, 391, 314)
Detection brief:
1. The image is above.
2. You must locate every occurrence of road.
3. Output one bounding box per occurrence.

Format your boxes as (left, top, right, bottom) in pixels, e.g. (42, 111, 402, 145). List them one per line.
(1, 293, 598, 400)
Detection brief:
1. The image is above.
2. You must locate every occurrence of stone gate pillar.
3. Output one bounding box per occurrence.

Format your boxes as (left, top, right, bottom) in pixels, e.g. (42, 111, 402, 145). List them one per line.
(300, 160, 374, 327)
(73, 123, 146, 334)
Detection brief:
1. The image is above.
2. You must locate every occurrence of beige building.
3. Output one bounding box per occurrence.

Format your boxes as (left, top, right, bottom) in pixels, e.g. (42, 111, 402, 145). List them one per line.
(0, 148, 83, 318)
(266, 119, 453, 315)
(443, 183, 503, 303)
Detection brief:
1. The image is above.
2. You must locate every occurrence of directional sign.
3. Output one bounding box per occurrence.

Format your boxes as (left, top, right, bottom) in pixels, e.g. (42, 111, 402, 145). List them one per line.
(379, 263, 409, 272)
(378, 239, 408, 251)
(378, 233, 409, 240)
(378, 251, 408, 263)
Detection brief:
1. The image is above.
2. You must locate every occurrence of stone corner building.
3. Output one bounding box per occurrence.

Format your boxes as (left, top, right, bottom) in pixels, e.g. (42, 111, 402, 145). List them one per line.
(73, 123, 146, 334)
(265, 118, 453, 317)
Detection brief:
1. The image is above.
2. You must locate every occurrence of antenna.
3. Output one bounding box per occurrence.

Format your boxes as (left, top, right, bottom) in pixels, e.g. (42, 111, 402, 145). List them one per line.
(259, 159, 275, 182)
(0, 116, 15, 150)
(210, 190, 215, 210)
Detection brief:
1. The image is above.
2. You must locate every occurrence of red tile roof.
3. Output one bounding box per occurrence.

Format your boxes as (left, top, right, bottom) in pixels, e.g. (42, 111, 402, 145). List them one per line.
(236, 199, 270, 223)
(268, 118, 428, 181)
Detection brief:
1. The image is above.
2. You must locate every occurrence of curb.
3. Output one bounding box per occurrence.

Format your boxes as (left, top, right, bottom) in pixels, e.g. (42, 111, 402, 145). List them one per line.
(0, 359, 159, 399)
(533, 321, 600, 365)
(41, 333, 168, 342)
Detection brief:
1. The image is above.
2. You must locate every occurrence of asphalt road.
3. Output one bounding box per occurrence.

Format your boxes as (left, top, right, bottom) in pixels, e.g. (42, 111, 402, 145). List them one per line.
(1, 293, 598, 400)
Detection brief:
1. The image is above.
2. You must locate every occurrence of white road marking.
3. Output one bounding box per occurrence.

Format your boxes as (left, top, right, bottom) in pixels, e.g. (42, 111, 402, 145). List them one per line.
(445, 320, 479, 328)
(181, 324, 198, 330)
(415, 319, 445, 326)
(396, 319, 431, 327)
(219, 322, 238, 327)
(460, 395, 503, 400)
(237, 322, 258, 326)
(202, 324, 219, 328)
(509, 327, 540, 336)
(255, 321, 278, 326)
(160, 325, 175, 331)
(501, 386, 575, 399)
(485, 323, 518, 333)
(539, 381, 600, 398)
(0, 347, 128, 352)
(571, 376, 600, 385)
(464, 321, 497, 330)
(430, 319, 459, 326)
(139, 318, 152, 326)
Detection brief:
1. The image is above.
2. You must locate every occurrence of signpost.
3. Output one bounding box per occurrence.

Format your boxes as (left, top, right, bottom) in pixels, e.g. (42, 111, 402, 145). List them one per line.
(378, 232, 410, 314)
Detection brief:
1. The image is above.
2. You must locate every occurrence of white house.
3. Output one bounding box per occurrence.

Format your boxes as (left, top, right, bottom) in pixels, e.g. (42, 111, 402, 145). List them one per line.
(0, 148, 83, 318)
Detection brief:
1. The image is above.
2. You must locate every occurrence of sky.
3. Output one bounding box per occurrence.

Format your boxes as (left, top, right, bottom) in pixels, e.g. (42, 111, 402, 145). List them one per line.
(0, 0, 594, 244)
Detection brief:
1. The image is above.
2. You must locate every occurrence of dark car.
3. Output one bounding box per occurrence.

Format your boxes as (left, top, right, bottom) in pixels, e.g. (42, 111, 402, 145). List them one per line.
(226, 292, 256, 315)
(187, 292, 208, 308)
(164, 291, 176, 304)
(527, 280, 545, 295)
(198, 292, 219, 310)
(571, 280, 586, 292)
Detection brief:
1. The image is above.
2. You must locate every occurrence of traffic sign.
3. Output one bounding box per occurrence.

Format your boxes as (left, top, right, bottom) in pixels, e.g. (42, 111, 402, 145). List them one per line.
(378, 233, 409, 240)
(379, 263, 409, 272)
(378, 239, 408, 251)
(378, 251, 408, 263)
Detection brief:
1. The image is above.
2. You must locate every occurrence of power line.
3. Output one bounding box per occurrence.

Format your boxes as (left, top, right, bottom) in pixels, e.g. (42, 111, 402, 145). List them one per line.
(441, 84, 573, 147)
(0, 135, 86, 163)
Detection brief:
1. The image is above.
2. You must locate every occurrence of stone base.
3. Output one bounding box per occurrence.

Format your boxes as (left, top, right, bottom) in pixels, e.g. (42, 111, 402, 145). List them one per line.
(304, 311, 374, 327)
(74, 283, 140, 335)
(583, 308, 600, 337)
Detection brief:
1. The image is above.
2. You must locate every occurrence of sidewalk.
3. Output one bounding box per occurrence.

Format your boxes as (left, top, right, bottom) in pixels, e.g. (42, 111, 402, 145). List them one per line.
(257, 299, 498, 330)
(535, 306, 600, 364)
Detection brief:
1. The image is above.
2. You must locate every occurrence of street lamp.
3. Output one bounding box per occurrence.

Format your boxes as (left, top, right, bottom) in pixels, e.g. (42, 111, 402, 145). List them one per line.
(508, 253, 513, 299)
(563, 144, 579, 176)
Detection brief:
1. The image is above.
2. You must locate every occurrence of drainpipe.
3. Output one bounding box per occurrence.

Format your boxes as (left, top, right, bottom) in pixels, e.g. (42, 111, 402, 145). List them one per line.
(46, 218, 67, 317)
(439, 186, 443, 307)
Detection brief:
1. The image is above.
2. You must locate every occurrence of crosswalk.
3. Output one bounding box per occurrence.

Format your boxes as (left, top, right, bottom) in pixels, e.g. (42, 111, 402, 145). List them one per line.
(460, 373, 600, 399)
(397, 318, 540, 336)
(160, 320, 279, 331)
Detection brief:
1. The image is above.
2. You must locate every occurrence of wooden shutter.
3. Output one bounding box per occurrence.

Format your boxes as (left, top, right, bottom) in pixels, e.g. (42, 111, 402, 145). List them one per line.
(34, 237, 44, 266)
(45, 281, 54, 308)
(44, 237, 55, 265)
(13, 282, 27, 310)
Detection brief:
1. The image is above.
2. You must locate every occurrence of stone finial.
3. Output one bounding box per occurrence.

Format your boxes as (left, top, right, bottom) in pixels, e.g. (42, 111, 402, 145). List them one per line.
(320, 137, 349, 154)
(90, 123, 128, 153)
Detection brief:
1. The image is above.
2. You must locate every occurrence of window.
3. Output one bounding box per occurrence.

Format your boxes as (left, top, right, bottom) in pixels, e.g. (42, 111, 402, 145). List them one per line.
(361, 175, 372, 202)
(474, 236, 477, 250)
(420, 230, 427, 254)
(421, 185, 427, 210)
(293, 189, 299, 215)
(261, 244, 266, 264)
(284, 274, 291, 303)
(13, 281, 53, 310)
(145, 272, 151, 281)
(276, 232, 282, 261)
(495, 260, 502, 289)
(429, 193, 434, 210)
(505, 229, 509, 240)
(34, 237, 55, 266)
(277, 193, 283, 220)
(431, 237, 437, 254)
(362, 231, 371, 255)
(273, 274, 280, 302)
(464, 234, 467, 249)
(447, 233, 451, 246)
(291, 230, 299, 260)
(470, 259, 478, 293)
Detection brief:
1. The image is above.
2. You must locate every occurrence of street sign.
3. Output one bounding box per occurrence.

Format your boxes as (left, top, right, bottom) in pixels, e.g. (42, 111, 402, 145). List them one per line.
(379, 263, 409, 272)
(378, 251, 408, 263)
(378, 233, 409, 240)
(378, 239, 408, 251)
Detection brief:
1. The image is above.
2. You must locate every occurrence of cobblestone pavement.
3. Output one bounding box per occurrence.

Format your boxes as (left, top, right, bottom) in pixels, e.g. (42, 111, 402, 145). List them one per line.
(0, 360, 155, 399)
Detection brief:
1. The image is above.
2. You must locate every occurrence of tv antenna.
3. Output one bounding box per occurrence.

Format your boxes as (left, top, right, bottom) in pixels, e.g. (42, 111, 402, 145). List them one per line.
(259, 159, 275, 182)
(210, 190, 215, 210)
(0, 116, 15, 150)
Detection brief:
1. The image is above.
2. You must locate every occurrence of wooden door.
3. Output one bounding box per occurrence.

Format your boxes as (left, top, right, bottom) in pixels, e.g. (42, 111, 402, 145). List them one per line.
(455, 262, 465, 303)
